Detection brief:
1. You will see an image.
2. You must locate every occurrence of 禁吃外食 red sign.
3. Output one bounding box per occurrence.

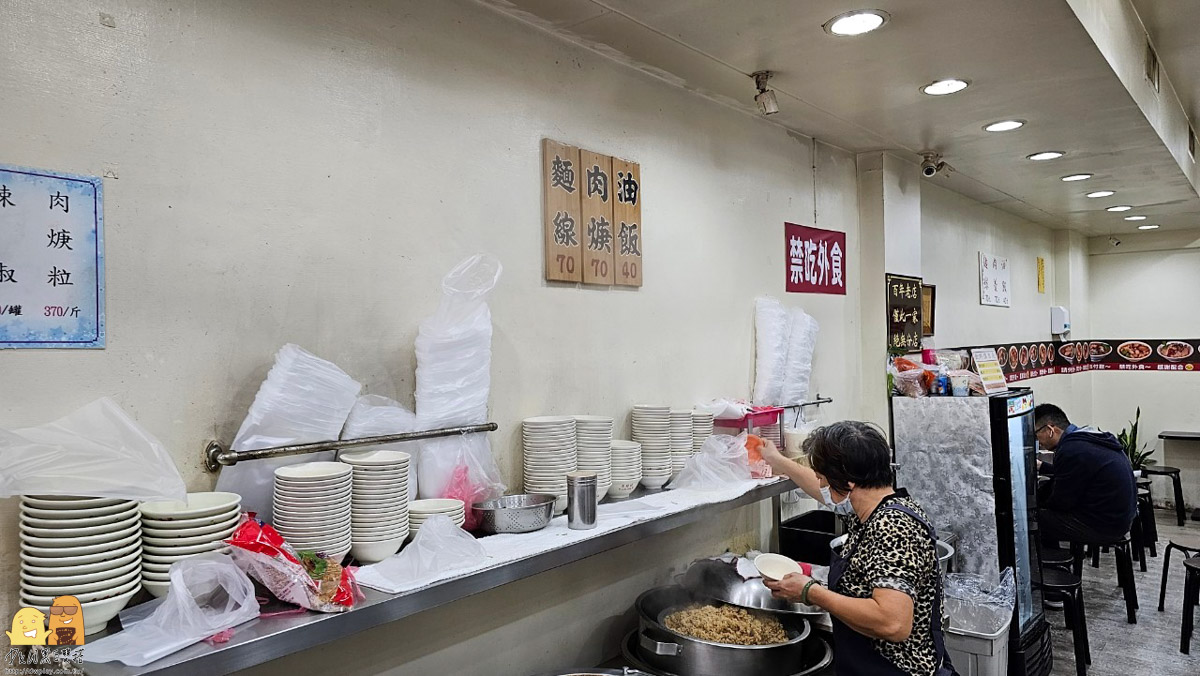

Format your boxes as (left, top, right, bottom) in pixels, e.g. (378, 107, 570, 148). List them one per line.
(785, 223, 846, 295)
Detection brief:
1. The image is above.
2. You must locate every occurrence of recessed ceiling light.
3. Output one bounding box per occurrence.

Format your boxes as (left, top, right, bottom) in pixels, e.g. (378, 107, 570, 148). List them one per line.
(1124, 215, 1147, 221)
(1138, 224, 1159, 230)
(984, 120, 1025, 132)
(1027, 151, 1065, 161)
(824, 9, 890, 36)
(1061, 174, 1092, 182)
(1106, 205, 1133, 212)
(922, 79, 970, 96)
(1086, 190, 1115, 198)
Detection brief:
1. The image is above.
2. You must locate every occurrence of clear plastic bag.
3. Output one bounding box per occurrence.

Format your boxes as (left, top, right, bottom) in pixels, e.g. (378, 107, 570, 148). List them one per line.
(0, 397, 186, 502)
(354, 514, 485, 594)
(341, 395, 420, 500)
(414, 255, 506, 527)
(780, 308, 820, 407)
(226, 515, 361, 613)
(753, 297, 790, 405)
(216, 344, 362, 521)
(82, 554, 258, 666)
(944, 567, 1016, 635)
(667, 434, 753, 490)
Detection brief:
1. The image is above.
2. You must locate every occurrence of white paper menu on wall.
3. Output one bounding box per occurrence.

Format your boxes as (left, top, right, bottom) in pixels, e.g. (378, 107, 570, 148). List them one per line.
(979, 251, 1010, 308)
(0, 164, 105, 348)
(971, 348, 1010, 394)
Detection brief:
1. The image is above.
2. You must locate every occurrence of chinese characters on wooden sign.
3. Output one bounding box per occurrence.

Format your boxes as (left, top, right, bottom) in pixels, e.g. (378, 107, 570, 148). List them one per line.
(543, 139, 641, 287)
(979, 252, 1010, 307)
(784, 223, 846, 295)
(886, 274, 923, 352)
(0, 165, 105, 349)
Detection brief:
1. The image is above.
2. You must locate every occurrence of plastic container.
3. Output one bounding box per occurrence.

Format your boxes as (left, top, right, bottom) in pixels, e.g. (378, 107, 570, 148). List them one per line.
(944, 604, 1013, 676)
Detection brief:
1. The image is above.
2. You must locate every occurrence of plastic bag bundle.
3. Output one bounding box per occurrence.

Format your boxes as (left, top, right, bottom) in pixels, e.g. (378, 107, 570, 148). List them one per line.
(667, 434, 753, 490)
(341, 395, 420, 500)
(944, 567, 1017, 635)
(354, 514, 486, 594)
(414, 255, 506, 526)
(225, 515, 361, 613)
(83, 554, 258, 666)
(752, 298, 790, 405)
(779, 308, 820, 407)
(0, 397, 186, 502)
(693, 398, 752, 420)
(216, 344, 362, 520)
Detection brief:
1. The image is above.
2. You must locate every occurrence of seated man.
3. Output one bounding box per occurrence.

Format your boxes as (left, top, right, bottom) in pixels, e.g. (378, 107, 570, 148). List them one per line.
(1035, 403, 1137, 546)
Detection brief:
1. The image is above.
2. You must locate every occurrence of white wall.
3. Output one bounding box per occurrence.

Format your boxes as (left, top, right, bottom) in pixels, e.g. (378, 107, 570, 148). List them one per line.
(1088, 241, 1200, 508)
(0, 0, 863, 670)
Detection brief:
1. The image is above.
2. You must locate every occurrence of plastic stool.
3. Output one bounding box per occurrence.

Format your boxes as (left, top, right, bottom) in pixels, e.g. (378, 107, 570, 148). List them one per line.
(1181, 558, 1200, 654)
(1074, 535, 1138, 624)
(1142, 465, 1187, 527)
(1161, 537, 1200, 612)
(1041, 567, 1091, 674)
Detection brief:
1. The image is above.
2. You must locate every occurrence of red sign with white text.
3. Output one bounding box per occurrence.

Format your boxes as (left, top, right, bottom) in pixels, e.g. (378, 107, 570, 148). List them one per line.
(784, 223, 846, 295)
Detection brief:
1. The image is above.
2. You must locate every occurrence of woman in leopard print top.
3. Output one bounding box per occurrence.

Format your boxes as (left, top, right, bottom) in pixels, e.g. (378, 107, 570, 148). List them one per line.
(761, 422, 955, 676)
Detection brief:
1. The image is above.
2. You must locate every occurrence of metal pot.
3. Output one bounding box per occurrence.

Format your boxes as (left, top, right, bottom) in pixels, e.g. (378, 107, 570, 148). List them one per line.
(529, 669, 649, 676)
(622, 629, 834, 676)
(635, 585, 812, 676)
(679, 559, 824, 616)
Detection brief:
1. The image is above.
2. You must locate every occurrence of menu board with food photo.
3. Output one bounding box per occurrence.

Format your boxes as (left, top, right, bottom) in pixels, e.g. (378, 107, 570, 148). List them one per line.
(950, 338, 1200, 382)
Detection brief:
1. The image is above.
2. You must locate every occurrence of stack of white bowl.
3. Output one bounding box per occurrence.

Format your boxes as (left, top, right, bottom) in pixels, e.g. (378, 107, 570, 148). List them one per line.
(19, 496, 142, 636)
(759, 423, 781, 448)
(408, 499, 466, 535)
(669, 409, 694, 475)
(272, 461, 353, 562)
(631, 405, 672, 489)
(139, 492, 242, 598)
(340, 449, 410, 564)
(609, 441, 643, 499)
(574, 416, 613, 501)
(523, 416, 577, 513)
(691, 411, 715, 454)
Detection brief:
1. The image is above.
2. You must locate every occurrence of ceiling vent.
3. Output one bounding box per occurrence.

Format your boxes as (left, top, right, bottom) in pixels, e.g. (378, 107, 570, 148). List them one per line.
(1145, 40, 1160, 93)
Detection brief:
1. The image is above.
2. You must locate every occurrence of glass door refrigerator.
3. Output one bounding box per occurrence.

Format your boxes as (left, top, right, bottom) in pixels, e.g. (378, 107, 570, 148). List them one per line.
(892, 389, 1052, 676)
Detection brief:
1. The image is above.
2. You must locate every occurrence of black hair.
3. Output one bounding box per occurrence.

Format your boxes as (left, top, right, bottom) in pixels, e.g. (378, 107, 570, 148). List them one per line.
(804, 421, 894, 494)
(1034, 403, 1071, 430)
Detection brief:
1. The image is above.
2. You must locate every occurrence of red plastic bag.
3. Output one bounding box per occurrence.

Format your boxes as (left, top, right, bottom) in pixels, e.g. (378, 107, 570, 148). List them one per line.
(225, 515, 361, 613)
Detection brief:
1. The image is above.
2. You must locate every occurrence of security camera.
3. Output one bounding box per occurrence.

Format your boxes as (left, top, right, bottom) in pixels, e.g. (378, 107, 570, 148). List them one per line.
(920, 153, 947, 178)
(752, 71, 780, 116)
(1108, 236, 1122, 247)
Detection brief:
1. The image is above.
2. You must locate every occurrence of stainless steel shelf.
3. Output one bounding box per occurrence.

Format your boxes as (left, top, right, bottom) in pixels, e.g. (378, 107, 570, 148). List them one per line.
(84, 479, 795, 676)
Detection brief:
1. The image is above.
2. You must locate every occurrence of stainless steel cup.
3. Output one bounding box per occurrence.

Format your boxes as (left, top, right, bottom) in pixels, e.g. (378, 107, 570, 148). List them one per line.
(567, 471, 598, 530)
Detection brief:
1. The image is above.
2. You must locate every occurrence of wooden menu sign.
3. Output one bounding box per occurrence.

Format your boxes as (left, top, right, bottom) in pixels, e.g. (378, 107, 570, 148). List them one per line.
(612, 158, 642, 286)
(543, 139, 583, 282)
(579, 150, 614, 285)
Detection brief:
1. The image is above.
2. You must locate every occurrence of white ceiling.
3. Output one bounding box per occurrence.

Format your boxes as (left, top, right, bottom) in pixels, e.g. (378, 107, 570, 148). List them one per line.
(482, 0, 1200, 235)
(1133, 0, 1200, 127)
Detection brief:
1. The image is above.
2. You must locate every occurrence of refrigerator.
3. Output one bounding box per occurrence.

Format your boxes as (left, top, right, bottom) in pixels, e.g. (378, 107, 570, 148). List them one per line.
(892, 389, 1052, 676)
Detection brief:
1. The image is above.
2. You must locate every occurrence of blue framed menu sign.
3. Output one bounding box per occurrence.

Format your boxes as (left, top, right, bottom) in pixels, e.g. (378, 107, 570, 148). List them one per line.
(0, 164, 105, 348)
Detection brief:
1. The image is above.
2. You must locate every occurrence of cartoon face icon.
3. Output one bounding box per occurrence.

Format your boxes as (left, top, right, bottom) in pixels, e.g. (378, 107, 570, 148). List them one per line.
(6, 607, 48, 645)
(46, 596, 85, 645)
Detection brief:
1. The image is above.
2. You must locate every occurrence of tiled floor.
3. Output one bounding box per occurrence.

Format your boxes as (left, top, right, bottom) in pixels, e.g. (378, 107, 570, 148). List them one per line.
(1046, 512, 1199, 676)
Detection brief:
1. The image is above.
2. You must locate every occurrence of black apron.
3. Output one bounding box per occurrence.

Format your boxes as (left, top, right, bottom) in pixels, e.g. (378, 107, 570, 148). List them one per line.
(828, 502, 957, 676)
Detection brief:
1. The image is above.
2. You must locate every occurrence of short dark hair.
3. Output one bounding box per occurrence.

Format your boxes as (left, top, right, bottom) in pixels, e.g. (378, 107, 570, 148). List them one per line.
(804, 421, 894, 493)
(1034, 404, 1071, 430)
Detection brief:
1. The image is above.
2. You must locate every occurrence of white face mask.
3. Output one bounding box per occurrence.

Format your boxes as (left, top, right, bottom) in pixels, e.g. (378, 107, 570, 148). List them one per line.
(820, 485, 855, 517)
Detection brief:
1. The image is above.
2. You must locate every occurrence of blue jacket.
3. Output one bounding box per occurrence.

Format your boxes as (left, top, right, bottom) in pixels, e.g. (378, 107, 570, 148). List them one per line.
(1045, 428, 1137, 535)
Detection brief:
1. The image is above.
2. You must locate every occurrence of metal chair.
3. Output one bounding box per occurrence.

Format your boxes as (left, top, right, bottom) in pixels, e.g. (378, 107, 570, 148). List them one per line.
(1160, 535, 1200, 612)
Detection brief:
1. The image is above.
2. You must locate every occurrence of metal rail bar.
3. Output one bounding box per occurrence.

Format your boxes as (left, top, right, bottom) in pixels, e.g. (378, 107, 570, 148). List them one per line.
(203, 422, 499, 472)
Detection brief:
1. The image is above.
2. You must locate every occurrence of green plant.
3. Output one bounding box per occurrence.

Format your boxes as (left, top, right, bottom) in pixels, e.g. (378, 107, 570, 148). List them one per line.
(1117, 407, 1156, 470)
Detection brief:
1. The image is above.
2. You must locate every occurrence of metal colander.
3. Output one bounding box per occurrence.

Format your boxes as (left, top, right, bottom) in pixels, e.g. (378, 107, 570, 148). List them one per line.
(473, 493, 556, 534)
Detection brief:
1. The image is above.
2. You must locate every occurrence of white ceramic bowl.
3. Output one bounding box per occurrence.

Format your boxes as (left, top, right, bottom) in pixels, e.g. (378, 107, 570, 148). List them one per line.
(20, 505, 140, 530)
(19, 588, 138, 636)
(142, 540, 227, 557)
(140, 513, 241, 538)
(21, 568, 140, 598)
(140, 492, 242, 521)
(754, 553, 804, 581)
(275, 461, 353, 482)
(339, 450, 411, 466)
(141, 525, 237, 547)
(22, 530, 142, 559)
(142, 579, 171, 599)
(350, 537, 405, 564)
(141, 507, 241, 530)
(21, 546, 141, 575)
(22, 496, 127, 509)
(20, 513, 140, 541)
(21, 558, 140, 587)
(274, 485, 352, 500)
(640, 475, 671, 490)
(409, 499, 464, 513)
(273, 506, 351, 521)
(141, 548, 230, 565)
(142, 569, 171, 582)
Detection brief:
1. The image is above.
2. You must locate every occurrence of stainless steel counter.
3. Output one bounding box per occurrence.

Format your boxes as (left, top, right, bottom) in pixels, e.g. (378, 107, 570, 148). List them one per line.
(84, 479, 794, 676)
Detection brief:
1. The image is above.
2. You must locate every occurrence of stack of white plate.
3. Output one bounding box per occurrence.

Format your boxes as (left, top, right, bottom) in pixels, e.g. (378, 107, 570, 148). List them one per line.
(691, 411, 715, 454)
(759, 423, 781, 447)
(408, 499, 466, 535)
(523, 416, 577, 513)
(574, 416, 613, 501)
(139, 492, 242, 598)
(340, 450, 410, 564)
(669, 409, 694, 475)
(609, 441, 643, 499)
(273, 461, 353, 562)
(19, 496, 142, 636)
(631, 405, 672, 489)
